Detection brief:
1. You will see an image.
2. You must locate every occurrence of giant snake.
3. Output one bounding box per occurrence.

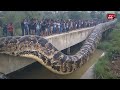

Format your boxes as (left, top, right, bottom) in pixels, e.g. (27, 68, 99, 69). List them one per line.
(0, 19, 117, 75)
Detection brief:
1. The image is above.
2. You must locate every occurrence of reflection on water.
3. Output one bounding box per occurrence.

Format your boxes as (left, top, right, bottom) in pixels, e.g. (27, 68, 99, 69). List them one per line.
(7, 49, 103, 79)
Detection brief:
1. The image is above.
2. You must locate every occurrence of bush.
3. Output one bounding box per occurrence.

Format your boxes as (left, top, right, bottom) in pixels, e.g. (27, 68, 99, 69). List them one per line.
(94, 56, 117, 79)
(97, 41, 112, 51)
(94, 22, 120, 79)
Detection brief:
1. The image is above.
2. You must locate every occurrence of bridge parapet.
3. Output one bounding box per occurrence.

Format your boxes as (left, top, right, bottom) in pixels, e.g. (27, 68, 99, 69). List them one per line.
(45, 27, 94, 51)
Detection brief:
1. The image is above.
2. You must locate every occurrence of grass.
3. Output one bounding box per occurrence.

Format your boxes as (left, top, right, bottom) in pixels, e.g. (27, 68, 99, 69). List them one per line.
(94, 55, 117, 79)
(97, 41, 112, 51)
(94, 22, 120, 79)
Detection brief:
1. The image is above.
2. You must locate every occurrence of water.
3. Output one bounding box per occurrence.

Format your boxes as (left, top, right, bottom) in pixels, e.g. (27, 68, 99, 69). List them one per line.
(7, 49, 104, 79)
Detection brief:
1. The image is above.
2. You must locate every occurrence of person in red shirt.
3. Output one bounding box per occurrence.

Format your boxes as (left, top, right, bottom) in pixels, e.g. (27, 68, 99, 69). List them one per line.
(7, 23, 14, 36)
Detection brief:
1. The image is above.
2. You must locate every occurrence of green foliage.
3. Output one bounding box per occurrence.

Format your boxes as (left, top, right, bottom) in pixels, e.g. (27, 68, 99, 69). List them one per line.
(94, 56, 117, 79)
(90, 11, 106, 20)
(97, 41, 112, 51)
(67, 11, 81, 20)
(79, 12, 92, 20)
(115, 11, 120, 21)
(90, 11, 97, 19)
(97, 23, 120, 51)
(94, 23, 120, 79)
(97, 12, 106, 20)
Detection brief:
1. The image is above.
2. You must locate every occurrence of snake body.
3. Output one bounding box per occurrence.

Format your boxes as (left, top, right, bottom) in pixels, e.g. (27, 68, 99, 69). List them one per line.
(0, 20, 117, 75)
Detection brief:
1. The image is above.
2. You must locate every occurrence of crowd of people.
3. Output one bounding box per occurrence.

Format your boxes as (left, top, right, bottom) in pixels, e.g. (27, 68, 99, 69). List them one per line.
(2, 18, 107, 37)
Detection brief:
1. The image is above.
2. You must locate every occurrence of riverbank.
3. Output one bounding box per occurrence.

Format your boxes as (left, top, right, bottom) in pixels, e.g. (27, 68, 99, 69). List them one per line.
(94, 22, 120, 79)
(80, 52, 105, 79)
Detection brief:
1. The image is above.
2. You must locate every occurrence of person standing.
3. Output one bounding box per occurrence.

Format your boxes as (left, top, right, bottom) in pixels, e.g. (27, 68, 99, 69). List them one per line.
(7, 23, 14, 36)
(53, 21, 57, 34)
(21, 19, 25, 36)
(50, 20, 53, 35)
(41, 21, 46, 36)
(36, 20, 40, 36)
(57, 21, 60, 34)
(60, 21, 63, 33)
(66, 21, 69, 32)
(63, 21, 66, 32)
(24, 19, 29, 35)
(3, 24, 7, 37)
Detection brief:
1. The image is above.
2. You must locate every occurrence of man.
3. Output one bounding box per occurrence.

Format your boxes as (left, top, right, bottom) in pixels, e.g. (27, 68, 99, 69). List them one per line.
(60, 21, 63, 33)
(24, 19, 29, 35)
(50, 20, 53, 35)
(30, 19, 36, 35)
(7, 23, 14, 36)
(66, 21, 69, 32)
(53, 21, 57, 34)
(3, 24, 7, 37)
(41, 21, 46, 36)
(21, 19, 25, 36)
(57, 21, 60, 34)
(36, 20, 40, 36)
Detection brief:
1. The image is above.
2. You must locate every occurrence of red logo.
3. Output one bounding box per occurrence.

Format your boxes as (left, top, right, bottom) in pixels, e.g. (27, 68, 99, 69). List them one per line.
(107, 14, 116, 20)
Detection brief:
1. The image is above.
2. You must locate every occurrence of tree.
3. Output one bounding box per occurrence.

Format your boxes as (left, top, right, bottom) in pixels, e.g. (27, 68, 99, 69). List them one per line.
(96, 11, 106, 20)
(115, 11, 120, 21)
(67, 11, 81, 20)
(79, 11, 91, 20)
(90, 11, 97, 19)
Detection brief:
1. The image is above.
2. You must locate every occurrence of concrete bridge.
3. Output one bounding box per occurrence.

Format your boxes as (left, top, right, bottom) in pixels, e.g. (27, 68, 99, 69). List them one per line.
(0, 27, 94, 74)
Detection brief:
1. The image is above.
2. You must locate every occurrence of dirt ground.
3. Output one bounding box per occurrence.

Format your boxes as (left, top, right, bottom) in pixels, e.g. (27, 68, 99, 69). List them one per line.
(109, 59, 120, 78)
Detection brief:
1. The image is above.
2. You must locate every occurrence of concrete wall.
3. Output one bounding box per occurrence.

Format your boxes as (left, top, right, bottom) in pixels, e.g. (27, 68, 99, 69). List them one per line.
(0, 54, 35, 74)
(0, 27, 94, 74)
(45, 27, 94, 51)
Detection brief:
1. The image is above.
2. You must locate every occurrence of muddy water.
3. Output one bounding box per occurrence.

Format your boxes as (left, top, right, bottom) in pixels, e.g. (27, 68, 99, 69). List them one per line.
(7, 49, 103, 79)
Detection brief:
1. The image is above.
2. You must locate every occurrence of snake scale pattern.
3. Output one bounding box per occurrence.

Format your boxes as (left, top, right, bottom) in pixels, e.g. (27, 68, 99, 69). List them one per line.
(0, 19, 117, 75)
